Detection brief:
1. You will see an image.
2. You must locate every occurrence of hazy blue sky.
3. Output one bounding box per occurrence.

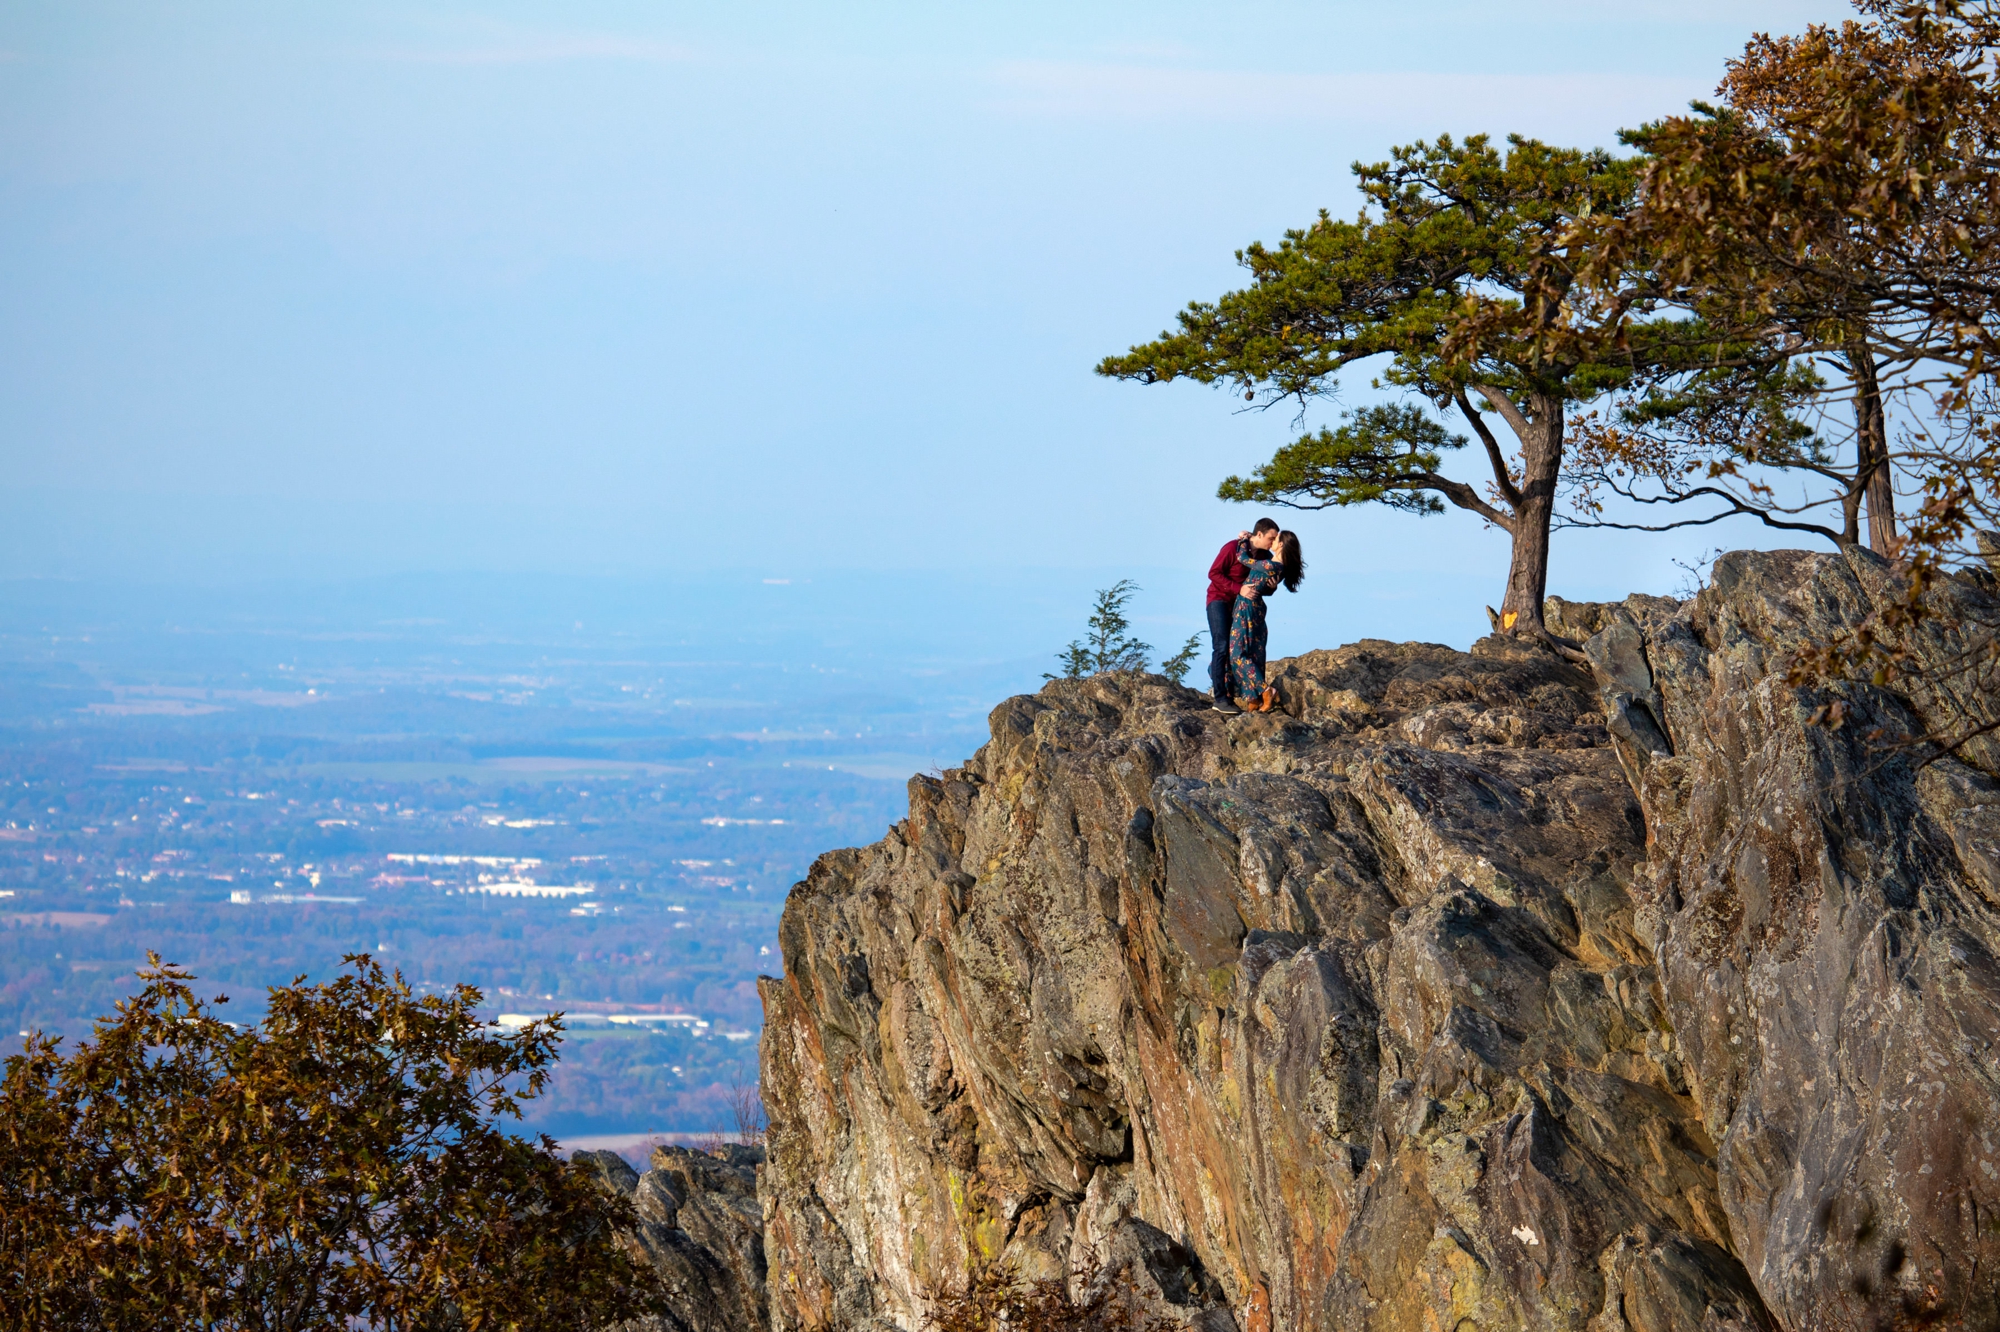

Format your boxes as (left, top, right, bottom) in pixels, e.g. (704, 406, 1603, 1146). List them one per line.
(1, 1, 1847, 650)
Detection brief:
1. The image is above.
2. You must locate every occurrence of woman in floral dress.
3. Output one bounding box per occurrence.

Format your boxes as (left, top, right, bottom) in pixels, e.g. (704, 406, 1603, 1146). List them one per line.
(1229, 529, 1304, 713)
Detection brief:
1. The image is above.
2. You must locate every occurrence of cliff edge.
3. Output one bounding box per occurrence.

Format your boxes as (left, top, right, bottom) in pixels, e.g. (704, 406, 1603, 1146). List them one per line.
(754, 548, 2000, 1332)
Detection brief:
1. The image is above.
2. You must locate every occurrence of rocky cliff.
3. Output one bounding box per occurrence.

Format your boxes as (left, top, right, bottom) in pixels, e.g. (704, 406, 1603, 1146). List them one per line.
(580, 1144, 769, 1332)
(751, 547, 2000, 1332)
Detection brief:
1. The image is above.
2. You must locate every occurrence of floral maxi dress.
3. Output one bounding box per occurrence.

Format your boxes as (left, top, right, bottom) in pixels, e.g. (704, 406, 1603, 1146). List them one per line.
(1229, 537, 1280, 701)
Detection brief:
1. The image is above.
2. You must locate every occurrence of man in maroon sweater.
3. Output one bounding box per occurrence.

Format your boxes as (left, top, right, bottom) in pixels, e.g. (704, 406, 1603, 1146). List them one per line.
(1206, 517, 1280, 713)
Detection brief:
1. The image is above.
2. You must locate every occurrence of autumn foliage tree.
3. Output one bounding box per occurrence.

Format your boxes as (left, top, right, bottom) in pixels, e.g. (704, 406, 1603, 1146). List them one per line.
(0, 954, 665, 1332)
(1564, 11, 1984, 554)
(1576, 0, 2000, 758)
(1098, 134, 1654, 643)
(1557, 314, 1908, 551)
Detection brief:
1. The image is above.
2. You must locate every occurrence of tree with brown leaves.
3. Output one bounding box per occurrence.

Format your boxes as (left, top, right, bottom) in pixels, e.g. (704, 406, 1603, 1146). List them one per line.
(1575, 0, 2000, 761)
(0, 953, 666, 1332)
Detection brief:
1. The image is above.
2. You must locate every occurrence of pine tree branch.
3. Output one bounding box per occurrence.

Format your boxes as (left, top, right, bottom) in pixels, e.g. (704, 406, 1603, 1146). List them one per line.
(1413, 473, 1518, 531)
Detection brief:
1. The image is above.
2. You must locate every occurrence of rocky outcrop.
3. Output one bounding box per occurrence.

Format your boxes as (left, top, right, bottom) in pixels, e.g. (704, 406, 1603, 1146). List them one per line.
(1598, 550, 2000, 1331)
(578, 1145, 769, 1332)
(756, 547, 2000, 1331)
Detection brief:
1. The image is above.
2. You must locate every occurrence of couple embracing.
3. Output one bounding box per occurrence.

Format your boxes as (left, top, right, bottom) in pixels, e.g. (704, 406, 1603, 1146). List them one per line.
(1204, 517, 1304, 716)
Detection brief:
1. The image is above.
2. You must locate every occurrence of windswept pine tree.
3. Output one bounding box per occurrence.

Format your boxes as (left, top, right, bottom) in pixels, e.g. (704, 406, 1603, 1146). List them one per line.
(1098, 135, 1653, 643)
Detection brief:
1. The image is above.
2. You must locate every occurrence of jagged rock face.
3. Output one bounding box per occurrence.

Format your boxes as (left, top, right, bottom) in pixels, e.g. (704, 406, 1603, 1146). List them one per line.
(1605, 550, 2000, 1331)
(760, 639, 1734, 1332)
(578, 1145, 769, 1332)
(757, 549, 2000, 1332)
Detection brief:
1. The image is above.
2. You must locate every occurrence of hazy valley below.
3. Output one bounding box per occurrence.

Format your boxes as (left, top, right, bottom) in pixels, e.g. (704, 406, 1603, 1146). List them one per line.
(0, 570, 1073, 1140)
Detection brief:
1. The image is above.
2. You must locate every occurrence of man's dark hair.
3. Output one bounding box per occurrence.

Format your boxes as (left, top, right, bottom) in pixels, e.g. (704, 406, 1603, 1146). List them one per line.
(1252, 517, 1280, 534)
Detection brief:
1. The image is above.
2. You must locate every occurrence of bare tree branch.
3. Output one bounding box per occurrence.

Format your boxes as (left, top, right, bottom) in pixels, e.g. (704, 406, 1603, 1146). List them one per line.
(1470, 384, 1533, 441)
(1559, 480, 1848, 543)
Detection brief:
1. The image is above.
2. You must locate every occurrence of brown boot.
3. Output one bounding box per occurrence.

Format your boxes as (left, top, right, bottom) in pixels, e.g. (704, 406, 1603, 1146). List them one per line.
(1257, 687, 1279, 713)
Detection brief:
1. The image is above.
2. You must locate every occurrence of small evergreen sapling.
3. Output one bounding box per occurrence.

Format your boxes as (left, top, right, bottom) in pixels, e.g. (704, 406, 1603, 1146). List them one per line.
(1048, 581, 1152, 679)
(1160, 634, 1203, 685)
(1048, 583, 1203, 684)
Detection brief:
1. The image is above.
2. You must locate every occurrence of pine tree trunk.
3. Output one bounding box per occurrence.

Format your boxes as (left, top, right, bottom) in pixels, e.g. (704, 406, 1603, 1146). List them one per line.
(1497, 398, 1562, 635)
(1850, 348, 1897, 555)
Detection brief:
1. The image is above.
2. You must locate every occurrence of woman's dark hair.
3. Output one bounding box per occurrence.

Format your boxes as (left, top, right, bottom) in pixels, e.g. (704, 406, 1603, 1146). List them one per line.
(1275, 531, 1305, 592)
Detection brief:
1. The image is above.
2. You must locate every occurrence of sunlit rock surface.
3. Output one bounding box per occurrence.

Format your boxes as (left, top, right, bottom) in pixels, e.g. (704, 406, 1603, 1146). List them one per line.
(748, 548, 2000, 1332)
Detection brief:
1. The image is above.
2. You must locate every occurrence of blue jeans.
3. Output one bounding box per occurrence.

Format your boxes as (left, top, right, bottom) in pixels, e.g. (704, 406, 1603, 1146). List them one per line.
(1206, 598, 1234, 698)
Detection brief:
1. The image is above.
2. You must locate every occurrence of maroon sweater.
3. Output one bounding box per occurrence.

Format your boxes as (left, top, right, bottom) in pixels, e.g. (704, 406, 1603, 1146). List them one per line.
(1206, 538, 1249, 604)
